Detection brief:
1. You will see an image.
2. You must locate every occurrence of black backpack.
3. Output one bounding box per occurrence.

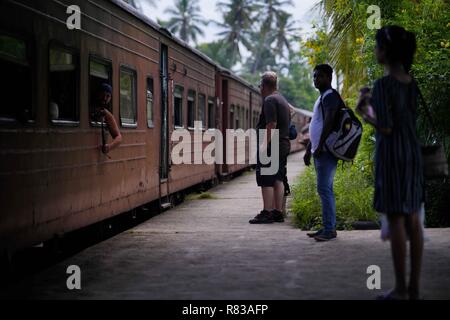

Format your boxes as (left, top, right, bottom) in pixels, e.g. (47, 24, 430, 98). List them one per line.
(320, 89, 363, 161)
(289, 123, 298, 140)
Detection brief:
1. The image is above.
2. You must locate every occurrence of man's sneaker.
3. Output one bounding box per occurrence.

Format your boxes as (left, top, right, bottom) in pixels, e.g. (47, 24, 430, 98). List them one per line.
(314, 230, 337, 242)
(249, 210, 274, 224)
(271, 210, 284, 222)
(307, 229, 324, 238)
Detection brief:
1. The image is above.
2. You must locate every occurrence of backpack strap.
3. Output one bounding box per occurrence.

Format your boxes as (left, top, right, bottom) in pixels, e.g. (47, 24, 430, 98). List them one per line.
(319, 89, 335, 121)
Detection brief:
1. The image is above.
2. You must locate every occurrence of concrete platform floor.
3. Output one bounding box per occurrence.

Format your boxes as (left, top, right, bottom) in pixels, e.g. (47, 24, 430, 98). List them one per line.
(3, 152, 450, 299)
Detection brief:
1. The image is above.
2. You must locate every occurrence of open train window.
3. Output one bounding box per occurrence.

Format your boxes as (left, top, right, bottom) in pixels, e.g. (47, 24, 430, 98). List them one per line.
(198, 94, 206, 129)
(147, 77, 154, 128)
(187, 90, 196, 129)
(174, 85, 183, 128)
(49, 46, 78, 125)
(120, 66, 137, 128)
(0, 34, 33, 123)
(89, 57, 112, 125)
(207, 97, 215, 129)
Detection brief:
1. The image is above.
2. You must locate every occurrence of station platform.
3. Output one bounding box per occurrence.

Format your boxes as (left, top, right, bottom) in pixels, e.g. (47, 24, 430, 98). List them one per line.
(3, 152, 450, 299)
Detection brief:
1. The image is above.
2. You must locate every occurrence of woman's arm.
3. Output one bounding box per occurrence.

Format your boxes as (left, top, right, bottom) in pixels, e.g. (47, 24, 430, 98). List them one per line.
(356, 88, 392, 135)
(356, 88, 376, 123)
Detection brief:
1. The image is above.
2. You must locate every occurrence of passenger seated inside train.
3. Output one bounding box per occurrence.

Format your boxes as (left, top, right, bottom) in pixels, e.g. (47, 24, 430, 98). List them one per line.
(91, 83, 122, 154)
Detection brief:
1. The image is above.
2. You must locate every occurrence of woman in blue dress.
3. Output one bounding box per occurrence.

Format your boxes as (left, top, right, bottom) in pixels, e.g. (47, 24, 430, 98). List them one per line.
(356, 26, 424, 300)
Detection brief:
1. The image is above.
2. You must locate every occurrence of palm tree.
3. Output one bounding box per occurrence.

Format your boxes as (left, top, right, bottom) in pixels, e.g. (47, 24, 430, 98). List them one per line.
(259, 0, 293, 31)
(274, 11, 299, 58)
(164, 0, 207, 45)
(216, 0, 256, 66)
(316, 0, 373, 96)
(245, 28, 277, 73)
(246, 0, 294, 73)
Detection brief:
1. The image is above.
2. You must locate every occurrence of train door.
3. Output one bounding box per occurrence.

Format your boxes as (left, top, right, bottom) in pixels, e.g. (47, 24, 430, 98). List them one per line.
(160, 44, 169, 181)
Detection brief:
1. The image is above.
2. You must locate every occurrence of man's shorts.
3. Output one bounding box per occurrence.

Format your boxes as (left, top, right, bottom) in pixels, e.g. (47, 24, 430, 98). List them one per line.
(256, 146, 289, 187)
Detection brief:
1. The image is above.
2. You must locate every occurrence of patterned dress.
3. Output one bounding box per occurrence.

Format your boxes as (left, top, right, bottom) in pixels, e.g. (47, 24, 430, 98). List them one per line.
(371, 75, 424, 215)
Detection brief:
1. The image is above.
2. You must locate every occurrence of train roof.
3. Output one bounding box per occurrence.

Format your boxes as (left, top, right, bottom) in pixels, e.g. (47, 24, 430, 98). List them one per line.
(218, 67, 259, 92)
(110, 0, 219, 68)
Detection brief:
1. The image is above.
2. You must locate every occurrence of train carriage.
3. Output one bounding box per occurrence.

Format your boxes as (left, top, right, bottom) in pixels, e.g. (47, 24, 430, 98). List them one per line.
(218, 69, 261, 178)
(0, 0, 310, 254)
(0, 0, 219, 252)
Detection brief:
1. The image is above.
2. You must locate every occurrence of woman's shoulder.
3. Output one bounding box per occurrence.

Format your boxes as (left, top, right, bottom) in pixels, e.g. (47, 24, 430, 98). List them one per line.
(373, 76, 389, 87)
(371, 76, 389, 93)
(373, 75, 415, 92)
(374, 75, 391, 85)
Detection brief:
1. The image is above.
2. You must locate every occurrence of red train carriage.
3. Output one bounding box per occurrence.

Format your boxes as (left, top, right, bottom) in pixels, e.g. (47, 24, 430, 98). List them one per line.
(0, 0, 220, 253)
(0, 0, 310, 254)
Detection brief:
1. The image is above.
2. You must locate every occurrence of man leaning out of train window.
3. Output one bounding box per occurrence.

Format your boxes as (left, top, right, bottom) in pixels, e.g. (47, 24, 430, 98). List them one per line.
(92, 83, 122, 154)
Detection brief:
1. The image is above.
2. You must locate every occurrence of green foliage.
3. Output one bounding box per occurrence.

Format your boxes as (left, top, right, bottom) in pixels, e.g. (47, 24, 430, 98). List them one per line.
(197, 41, 235, 69)
(297, 0, 450, 227)
(164, 0, 208, 44)
(291, 123, 378, 230)
(186, 192, 218, 200)
(291, 163, 378, 231)
(215, 0, 256, 66)
(240, 54, 318, 110)
(277, 54, 317, 110)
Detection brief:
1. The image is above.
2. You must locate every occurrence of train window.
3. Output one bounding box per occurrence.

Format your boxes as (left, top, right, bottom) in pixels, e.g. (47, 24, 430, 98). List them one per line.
(235, 106, 240, 129)
(49, 46, 78, 125)
(146, 77, 154, 128)
(89, 57, 112, 125)
(120, 67, 137, 128)
(198, 94, 206, 129)
(0, 34, 32, 123)
(207, 98, 215, 129)
(174, 85, 183, 128)
(229, 105, 234, 129)
(187, 90, 196, 129)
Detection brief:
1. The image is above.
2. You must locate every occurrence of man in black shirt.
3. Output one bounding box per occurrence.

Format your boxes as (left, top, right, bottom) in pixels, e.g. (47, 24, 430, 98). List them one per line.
(249, 72, 291, 224)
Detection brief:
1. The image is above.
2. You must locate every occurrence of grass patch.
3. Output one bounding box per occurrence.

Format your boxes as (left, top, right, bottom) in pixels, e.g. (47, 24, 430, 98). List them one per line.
(185, 192, 218, 201)
(242, 169, 255, 176)
(291, 163, 378, 231)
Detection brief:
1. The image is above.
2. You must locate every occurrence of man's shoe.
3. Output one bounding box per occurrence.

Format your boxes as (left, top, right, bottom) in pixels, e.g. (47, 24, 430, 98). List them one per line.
(307, 229, 324, 238)
(249, 210, 274, 224)
(314, 230, 337, 242)
(271, 210, 284, 223)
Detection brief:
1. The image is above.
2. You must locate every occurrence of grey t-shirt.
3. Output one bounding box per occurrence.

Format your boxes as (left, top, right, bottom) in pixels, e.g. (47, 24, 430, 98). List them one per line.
(257, 92, 291, 155)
